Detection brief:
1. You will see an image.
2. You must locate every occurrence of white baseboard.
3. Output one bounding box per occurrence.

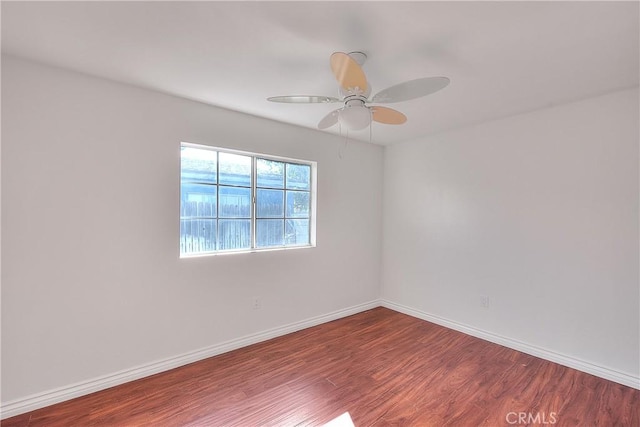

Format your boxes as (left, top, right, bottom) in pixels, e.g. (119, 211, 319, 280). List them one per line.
(0, 300, 381, 419)
(4, 299, 637, 419)
(380, 299, 640, 390)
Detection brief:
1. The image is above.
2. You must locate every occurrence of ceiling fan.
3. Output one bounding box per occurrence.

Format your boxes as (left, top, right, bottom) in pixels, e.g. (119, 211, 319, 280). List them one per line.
(267, 51, 450, 131)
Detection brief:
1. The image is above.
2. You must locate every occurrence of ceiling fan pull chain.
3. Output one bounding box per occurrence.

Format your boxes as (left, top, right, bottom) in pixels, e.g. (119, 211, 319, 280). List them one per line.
(338, 122, 344, 159)
(369, 119, 372, 144)
(339, 125, 350, 159)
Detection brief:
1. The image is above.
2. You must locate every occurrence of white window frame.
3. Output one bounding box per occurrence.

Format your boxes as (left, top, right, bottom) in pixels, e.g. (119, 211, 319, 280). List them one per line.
(180, 142, 317, 257)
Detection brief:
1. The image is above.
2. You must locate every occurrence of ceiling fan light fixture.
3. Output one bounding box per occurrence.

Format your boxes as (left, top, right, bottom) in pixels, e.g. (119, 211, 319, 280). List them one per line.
(339, 105, 371, 130)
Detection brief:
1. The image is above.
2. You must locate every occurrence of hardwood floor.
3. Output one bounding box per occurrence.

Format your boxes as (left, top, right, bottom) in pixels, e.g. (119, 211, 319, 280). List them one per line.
(2, 307, 638, 426)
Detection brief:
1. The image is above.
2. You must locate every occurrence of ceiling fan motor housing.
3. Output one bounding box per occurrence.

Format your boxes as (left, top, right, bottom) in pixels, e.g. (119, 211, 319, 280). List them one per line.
(344, 96, 367, 107)
(339, 84, 371, 99)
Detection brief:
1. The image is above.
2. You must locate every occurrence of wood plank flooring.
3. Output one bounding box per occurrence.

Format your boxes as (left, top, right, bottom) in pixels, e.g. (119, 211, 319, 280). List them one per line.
(2, 307, 638, 426)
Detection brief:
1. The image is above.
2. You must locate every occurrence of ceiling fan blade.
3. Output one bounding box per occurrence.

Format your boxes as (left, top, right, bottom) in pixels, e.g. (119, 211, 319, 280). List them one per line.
(330, 52, 368, 94)
(372, 77, 450, 103)
(371, 106, 407, 125)
(318, 108, 342, 129)
(268, 95, 340, 103)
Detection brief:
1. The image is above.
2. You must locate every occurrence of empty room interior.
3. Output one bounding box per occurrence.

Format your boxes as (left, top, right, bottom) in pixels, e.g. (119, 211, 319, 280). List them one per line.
(1, 2, 638, 426)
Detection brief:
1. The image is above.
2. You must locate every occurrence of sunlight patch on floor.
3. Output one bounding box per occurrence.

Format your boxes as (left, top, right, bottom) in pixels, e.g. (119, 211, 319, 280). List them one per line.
(322, 411, 355, 427)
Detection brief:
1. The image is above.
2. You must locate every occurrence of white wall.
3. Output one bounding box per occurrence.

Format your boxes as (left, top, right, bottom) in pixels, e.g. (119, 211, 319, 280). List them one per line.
(0, 56, 383, 405)
(2, 53, 638, 414)
(383, 87, 639, 383)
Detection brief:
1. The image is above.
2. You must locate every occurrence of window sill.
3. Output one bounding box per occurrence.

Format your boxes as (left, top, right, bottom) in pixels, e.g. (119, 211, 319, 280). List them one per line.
(179, 244, 315, 259)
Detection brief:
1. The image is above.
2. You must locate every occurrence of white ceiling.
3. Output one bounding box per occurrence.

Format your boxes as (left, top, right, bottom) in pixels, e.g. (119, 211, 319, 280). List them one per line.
(2, 1, 638, 145)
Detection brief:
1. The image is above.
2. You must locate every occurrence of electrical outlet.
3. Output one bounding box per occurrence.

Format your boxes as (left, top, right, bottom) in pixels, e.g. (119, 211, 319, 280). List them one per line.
(480, 295, 490, 309)
(252, 297, 262, 310)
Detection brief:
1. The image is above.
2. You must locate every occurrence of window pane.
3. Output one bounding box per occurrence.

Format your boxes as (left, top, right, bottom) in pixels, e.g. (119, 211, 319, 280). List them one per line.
(257, 159, 284, 189)
(180, 183, 216, 218)
(256, 189, 284, 218)
(181, 147, 216, 184)
(219, 152, 251, 187)
(286, 191, 310, 218)
(181, 219, 216, 254)
(180, 144, 313, 256)
(218, 220, 251, 250)
(219, 186, 250, 218)
(256, 219, 284, 248)
(285, 219, 310, 245)
(286, 163, 310, 190)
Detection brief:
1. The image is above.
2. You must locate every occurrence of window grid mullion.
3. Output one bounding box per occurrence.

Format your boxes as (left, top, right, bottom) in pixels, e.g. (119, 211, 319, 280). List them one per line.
(216, 151, 220, 251)
(251, 157, 257, 250)
(282, 161, 287, 245)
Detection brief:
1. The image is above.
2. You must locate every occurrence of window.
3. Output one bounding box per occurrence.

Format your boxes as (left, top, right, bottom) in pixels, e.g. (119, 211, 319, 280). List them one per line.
(180, 143, 315, 256)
